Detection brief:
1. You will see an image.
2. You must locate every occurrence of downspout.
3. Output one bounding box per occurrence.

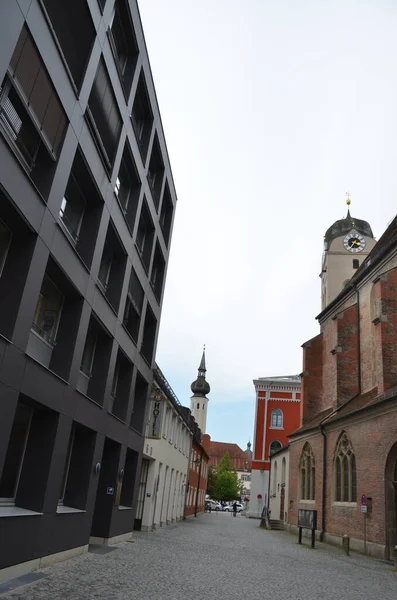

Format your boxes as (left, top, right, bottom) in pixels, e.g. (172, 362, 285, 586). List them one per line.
(319, 286, 361, 541)
(194, 446, 203, 517)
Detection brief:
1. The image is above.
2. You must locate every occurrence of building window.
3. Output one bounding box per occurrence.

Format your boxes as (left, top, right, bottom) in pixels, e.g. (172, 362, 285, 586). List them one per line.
(159, 182, 173, 247)
(197, 403, 200, 410)
(147, 134, 164, 210)
(150, 242, 165, 303)
(58, 426, 75, 505)
(136, 199, 155, 272)
(269, 440, 282, 457)
(98, 241, 113, 291)
(78, 316, 112, 403)
(108, 0, 138, 97)
(271, 408, 283, 428)
(59, 149, 104, 269)
(58, 423, 96, 510)
(98, 223, 127, 312)
(0, 403, 33, 504)
(299, 443, 315, 500)
(31, 275, 64, 346)
(0, 27, 67, 197)
(39, 0, 95, 90)
(59, 175, 86, 243)
(80, 323, 97, 377)
(123, 266, 144, 343)
(86, 58, 122, 172)
(114, 142, 141, 232)
(353, 259, 359, 269)
(131, 71, 153, 161)
(130, 371, 149, 434)
(110, 350, 133, 422)
(0, 219, 12, 278)
(334, 433, 357, 503)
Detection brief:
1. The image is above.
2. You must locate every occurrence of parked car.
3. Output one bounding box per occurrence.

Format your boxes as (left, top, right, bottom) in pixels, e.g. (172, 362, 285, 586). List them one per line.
(223, 502, 244, 512)
(206, 500, 222, 511)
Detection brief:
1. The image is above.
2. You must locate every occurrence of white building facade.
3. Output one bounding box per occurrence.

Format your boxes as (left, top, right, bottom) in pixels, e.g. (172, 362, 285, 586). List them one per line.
(247, 375, 301, 519)
(137, 366, 193, 531)
(269, 445, 290, 525)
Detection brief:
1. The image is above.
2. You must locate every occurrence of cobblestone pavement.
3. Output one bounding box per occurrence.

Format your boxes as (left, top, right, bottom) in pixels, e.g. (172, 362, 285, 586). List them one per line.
(1, 512, 396, 600)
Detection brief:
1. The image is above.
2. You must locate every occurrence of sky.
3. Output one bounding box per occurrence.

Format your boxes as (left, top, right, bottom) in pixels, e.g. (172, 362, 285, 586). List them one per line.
(138, 0, 397, 449)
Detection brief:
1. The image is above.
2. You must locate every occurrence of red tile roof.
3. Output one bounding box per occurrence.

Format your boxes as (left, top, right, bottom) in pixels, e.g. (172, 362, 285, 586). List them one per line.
(209, 441, 252, 470)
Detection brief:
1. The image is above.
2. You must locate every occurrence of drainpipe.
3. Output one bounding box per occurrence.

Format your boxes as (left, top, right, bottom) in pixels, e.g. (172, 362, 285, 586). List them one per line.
(194, 446, 203, 517)
(319, 286, 361, 541)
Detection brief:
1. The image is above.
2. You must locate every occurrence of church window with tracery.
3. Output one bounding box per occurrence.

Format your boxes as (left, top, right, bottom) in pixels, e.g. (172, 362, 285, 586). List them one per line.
(299, 443, 315, 500)
(334, 433, 357, 503)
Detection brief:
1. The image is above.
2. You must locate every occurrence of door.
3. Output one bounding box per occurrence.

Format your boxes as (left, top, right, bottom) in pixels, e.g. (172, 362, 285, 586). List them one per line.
(385, 443, 397, 560)
(280, 486, 285, 521)
(134, 459, 149, 531)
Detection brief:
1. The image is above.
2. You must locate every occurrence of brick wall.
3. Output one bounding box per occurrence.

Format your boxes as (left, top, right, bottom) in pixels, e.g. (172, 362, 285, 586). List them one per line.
(374, 268, 397, 394)
(301, 334, 323, 424)
(289, 411, 397, 549)
(336, 304, 359, 405)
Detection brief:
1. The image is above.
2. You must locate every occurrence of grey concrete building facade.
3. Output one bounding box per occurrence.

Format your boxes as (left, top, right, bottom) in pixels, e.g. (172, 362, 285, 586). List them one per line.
(0, 0, 176, 581)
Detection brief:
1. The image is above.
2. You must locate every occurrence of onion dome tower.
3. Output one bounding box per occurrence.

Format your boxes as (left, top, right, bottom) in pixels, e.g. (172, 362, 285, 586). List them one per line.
(190, 346, 210, 433)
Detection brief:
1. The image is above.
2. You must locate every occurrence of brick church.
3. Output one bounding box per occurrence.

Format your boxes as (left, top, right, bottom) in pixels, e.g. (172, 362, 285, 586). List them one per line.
(288, 201, 397, 560)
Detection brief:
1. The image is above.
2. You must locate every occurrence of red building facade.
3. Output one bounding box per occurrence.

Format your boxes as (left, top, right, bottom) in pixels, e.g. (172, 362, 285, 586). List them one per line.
(184, 435, 209, 517)
(247, 376, 301, 518)
(288, 216, 397, 559)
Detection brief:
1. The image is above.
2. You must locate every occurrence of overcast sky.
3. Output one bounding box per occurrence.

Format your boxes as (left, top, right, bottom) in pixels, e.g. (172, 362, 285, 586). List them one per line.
(138, 0, 397, 449)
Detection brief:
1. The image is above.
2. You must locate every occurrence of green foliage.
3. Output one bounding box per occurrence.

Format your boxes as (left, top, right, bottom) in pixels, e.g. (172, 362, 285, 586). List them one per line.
(217, 452, 234, 473)
(206, 466, 218, 499)
(206, 452, 240, 501)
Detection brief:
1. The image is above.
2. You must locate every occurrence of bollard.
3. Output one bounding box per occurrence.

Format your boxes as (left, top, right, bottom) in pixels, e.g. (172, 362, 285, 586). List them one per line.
(342, 535, 350, 556)
(393, 545, 397, 569)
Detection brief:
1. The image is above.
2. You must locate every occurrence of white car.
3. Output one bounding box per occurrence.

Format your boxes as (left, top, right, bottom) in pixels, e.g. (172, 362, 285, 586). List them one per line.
(206, 500, 222, 511)
(223, 503, 244, 512)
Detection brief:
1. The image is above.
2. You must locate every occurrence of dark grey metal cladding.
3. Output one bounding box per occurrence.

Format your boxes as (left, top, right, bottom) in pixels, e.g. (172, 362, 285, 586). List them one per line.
(0, 0, 177, 573)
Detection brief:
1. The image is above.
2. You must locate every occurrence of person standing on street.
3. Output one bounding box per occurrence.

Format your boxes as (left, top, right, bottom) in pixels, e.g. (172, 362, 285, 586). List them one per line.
(232, 501, 237, 517)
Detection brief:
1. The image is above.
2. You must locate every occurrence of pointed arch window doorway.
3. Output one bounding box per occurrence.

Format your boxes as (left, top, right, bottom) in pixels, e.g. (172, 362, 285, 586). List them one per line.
(333, 433, 357, 503)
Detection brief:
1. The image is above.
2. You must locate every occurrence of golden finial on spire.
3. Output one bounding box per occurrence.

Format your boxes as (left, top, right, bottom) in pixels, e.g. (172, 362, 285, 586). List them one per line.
(345, 191, 351, 207)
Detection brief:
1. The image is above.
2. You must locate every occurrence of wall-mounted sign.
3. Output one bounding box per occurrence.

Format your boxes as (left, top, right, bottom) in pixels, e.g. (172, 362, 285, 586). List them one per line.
(107, 487, 114, 495)
(148, 396, 165, 439)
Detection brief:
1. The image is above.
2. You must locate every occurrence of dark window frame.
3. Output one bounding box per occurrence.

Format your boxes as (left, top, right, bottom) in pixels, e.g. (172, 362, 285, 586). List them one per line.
(86, 58, 122, 175)
(108, 0, 139, 99)
(0, 403, 33, 505)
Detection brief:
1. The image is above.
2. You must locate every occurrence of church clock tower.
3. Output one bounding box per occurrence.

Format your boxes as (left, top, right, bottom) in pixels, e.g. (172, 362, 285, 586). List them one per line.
(321, 197, 376, 310)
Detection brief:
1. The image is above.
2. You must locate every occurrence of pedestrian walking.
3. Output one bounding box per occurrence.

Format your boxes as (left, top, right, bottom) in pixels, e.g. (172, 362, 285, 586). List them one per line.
(232, 501, 237, 517)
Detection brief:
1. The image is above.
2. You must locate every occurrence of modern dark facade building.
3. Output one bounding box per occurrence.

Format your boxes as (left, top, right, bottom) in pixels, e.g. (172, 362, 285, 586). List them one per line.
(0, 0, 176, 581)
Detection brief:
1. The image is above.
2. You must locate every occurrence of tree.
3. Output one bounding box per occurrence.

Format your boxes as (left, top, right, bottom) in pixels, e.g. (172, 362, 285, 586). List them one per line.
(206, 452, 240, 501)
(216, 469, 240, 501)
(206, 466, 218, 499)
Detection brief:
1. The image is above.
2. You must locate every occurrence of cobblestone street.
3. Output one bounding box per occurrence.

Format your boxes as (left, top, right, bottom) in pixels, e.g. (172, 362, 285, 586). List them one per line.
(1, 513, 396, 600)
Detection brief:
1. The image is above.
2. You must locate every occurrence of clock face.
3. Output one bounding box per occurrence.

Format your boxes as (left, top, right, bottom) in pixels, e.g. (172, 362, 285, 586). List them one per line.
(343, 233, 366, 253)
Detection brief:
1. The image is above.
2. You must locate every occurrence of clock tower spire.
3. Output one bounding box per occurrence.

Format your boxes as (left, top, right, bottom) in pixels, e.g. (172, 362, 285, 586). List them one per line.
(320, 195, 375, 310)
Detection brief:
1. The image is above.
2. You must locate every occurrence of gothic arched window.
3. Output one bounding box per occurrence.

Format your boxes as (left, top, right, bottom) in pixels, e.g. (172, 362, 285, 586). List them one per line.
(334, 433, 357, 503)
(271, 408, 283, 428)
(299, 443, 315, 500)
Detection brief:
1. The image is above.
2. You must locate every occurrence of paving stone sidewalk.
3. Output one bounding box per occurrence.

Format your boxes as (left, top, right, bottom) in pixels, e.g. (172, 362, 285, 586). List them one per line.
(1, 512, 396, 600)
